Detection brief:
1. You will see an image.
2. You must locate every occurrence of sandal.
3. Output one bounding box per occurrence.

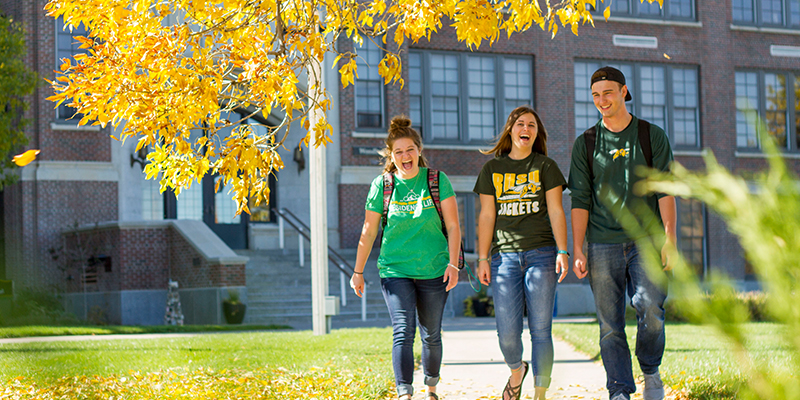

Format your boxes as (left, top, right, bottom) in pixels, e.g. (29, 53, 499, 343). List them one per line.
(427, 393, 439, 400)
(502, 361, 529, 400)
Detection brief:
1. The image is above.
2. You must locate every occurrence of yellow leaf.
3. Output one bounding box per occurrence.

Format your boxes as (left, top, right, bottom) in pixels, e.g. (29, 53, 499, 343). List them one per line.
(12, 149, 40, 167)
(604, 6, 611, 20)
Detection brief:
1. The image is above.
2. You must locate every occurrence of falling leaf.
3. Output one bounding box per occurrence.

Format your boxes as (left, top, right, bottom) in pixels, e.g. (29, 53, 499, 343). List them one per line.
(663, 53, 671, 59)
(12, 149, 40, 166)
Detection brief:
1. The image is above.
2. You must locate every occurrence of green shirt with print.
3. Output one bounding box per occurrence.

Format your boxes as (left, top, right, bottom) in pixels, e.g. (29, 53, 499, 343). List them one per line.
(568, 116, 674, 244)
(365, 167, 455, 279)
(473, 152, 566, 255)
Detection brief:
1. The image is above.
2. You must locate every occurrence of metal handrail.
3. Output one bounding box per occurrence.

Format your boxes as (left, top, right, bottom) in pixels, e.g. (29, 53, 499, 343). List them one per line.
(276, 208, 367, 284)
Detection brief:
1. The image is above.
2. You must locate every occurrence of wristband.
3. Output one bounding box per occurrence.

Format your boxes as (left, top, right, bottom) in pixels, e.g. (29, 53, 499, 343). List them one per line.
(447, 263, 460, 271)
(477, 257, 490, 262)
(353, 271, 363, 274)
(557, 250, 570, 257)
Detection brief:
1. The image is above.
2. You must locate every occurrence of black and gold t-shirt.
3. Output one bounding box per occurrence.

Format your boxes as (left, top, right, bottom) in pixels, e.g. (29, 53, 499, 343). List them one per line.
(473, 152, 566, 254)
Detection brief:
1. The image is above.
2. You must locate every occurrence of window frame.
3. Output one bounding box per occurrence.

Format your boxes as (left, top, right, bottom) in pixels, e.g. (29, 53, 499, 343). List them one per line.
(676, 198, 707, 278)
(354, 40, 387, 131)
(594, 0, 697, 21)
(574, 59, 702, 150)
(55, 17, 88, 121)
(409, 49, 534, 145)
(732, 0, 800, 28)
(456, 191, 479, 254)
(734, 69, 800, 152)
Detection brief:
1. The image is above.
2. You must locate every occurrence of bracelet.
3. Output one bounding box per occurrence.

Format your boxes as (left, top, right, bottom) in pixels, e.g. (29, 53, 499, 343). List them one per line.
(353, 271, 364, 274)
(557, 250, 570, 257)
(447, 263, 460, 271)
(477, 257, 490, 262)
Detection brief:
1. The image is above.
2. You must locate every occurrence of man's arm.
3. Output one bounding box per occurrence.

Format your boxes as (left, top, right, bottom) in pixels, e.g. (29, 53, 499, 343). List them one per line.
(658, 195, 677, 271)
(571, 208, 589, 279)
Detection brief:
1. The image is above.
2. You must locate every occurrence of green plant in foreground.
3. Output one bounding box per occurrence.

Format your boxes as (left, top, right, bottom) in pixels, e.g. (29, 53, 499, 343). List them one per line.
(626, 130, 800, 400)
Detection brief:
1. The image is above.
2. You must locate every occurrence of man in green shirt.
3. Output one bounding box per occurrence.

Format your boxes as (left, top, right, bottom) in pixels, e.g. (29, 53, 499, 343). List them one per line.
(568, 66, 676, 400)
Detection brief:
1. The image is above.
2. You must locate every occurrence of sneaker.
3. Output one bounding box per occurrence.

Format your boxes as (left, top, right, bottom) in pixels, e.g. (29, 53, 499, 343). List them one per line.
(610, 392, 630, 400)
(643, 372, 665, 400)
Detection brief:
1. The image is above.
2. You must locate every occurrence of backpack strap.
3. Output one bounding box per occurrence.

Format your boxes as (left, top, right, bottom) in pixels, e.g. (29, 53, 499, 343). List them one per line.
(381, 172, 393, 229)
(638, 119, 653, 168)
(584, 126, 597, 180)
(584, 118, 653, 181)
(426, 168, 465, 270)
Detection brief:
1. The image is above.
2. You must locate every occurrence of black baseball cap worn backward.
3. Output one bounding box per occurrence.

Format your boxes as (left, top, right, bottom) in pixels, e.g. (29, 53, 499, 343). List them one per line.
(591, 66, 632, 102)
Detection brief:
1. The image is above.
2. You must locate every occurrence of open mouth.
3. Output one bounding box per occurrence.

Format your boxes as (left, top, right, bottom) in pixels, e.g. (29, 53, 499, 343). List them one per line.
(520, 134, 531, 142)
(402, 161, 413, 170)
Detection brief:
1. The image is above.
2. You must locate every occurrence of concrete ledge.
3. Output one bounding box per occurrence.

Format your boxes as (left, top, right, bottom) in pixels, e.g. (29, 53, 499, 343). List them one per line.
(69, 220, 249, 265)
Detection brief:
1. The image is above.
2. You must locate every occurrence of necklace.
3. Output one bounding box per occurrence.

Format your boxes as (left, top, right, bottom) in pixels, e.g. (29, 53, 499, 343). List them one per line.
(395, 171, 422, 198)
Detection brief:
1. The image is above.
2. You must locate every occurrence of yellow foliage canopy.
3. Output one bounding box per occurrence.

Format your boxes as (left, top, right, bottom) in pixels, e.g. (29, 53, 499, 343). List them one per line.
(44, 0, 660, 215)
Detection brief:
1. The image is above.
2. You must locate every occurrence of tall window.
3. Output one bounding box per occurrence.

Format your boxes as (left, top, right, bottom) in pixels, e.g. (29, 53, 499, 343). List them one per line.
(600, 0, 695, 20)
(456, 192, 480, 253)
(409, 50, 533, 144)
(56, 17, 88, 120)
(733, 0, 800, 27)
(355, 41, 385, 129)
(735, 70, 800, 151)
(678, 198, 706, 277)
(574, 60, 700, 148)
(142, 177, 164, 220)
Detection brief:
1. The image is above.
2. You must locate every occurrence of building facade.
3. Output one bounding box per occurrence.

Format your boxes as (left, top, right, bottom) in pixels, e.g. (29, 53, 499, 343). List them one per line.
(336, 0, 800, 289)
(2, 0, 799, 323)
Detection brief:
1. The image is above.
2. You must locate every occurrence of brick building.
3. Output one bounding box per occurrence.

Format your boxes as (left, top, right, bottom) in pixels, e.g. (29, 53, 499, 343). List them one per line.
(2, 0, 799, 323)
(336, 0, 800, 299)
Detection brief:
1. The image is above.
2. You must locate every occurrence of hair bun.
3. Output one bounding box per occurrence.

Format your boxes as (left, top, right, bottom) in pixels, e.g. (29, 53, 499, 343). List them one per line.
(390, 116, 412, 129)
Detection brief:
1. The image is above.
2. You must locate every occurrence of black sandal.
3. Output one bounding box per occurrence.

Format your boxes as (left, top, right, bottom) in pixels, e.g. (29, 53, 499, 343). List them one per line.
(427, 393, 439, 400)
(502, 361, 529, 400)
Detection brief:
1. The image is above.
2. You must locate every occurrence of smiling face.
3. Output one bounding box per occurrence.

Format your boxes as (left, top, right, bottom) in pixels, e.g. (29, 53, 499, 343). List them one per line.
(592, 80, 629, 120)
(390, 137, 421, 179)
(510, 112, 538, 157)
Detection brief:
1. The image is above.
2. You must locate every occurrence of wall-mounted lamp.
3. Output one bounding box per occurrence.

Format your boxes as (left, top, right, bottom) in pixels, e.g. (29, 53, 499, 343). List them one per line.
(130, 147, 148, 170)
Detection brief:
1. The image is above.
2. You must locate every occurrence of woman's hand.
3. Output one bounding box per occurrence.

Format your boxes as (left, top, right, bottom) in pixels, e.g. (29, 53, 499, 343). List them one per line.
(556, 253, 569, 283)
(478, 259, 491, 286)
(350, 273, 365, 297)
(443, 265, 460, 292)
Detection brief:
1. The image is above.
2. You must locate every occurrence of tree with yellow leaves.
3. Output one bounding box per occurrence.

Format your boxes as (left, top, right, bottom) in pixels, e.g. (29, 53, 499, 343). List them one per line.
(45, 0, 661, 215)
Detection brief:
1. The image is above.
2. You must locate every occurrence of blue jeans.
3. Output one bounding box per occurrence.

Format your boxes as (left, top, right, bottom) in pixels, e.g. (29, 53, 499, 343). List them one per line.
(588, 242, 667, 399)
(381, 276, 449, 397)
(491, 246, 558, 388)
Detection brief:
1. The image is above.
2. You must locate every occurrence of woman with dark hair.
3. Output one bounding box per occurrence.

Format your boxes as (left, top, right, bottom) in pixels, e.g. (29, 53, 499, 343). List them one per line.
(473, 105, 569, 400)
(350, 115, 461, 400)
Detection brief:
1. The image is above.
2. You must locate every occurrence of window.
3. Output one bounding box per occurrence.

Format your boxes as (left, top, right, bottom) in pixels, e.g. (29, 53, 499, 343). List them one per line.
(677, 198, 706, 277)
(56, 17, 88, 120)
(574, 60, 700, 148)
(456, 192, 480, 253)
(409, 50, 533, 144)
(732, 0, 800, 28)
(735, 70, 800, 151)
(600, 0, 695, 20)
(142, 177, 164, 220)
(355, 41, 385, 129)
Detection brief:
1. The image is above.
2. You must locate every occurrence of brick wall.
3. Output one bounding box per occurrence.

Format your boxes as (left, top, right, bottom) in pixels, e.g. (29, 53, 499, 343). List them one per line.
(62, 224, 245, 294)
(334, 0, 800, 276)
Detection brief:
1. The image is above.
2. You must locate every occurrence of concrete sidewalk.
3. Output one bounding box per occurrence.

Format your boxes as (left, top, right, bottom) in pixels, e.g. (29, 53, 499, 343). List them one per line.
(414, 317, 609, 400)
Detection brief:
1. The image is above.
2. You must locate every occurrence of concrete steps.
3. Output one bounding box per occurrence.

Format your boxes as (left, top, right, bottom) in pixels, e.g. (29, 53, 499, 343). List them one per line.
(236, 248, 390, 328)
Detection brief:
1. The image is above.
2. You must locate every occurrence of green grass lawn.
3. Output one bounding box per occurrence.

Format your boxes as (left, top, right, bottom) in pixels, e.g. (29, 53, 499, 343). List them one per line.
(0, 327, 397, 399)
(553, 321, 795, 399)
(0, 323, 290, 338)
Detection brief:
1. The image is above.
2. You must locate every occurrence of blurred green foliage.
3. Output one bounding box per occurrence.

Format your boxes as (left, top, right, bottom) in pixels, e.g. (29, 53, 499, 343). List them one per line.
(628, 130, 800, 400)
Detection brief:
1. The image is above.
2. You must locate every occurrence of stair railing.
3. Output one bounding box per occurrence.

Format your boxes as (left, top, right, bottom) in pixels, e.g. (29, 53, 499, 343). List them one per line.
(277, 208, 369, 321)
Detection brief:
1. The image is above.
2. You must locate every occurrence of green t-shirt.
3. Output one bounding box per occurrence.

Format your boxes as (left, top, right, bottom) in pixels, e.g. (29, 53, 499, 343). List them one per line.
(365, 167, 455, 279)
(568, 116, 674, 243)
(473, 152, 566, 254)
